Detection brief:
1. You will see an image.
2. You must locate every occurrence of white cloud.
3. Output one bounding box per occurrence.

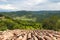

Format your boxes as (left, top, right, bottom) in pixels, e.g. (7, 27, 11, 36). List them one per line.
(47, 2, 60, 10)
(0, 0, 7, 2)
(11, 0, 48, 11)
(24, 0, 48, 5)
(30, 2, 60, 11)
(0, 4, 17, 10)
(0, 0, 60, 11)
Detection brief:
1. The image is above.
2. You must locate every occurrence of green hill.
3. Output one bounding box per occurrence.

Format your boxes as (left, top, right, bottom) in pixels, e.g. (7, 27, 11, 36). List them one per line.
(0, 11, 60, 31)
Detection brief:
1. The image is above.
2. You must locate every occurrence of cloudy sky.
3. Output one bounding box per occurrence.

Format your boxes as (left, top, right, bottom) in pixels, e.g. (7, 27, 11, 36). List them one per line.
(0, 0, 60, 11)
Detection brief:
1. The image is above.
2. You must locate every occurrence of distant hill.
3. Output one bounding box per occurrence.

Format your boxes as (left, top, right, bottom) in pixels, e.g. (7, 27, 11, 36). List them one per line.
(0, 11, 60, 31)
(0, 11, 60, 22)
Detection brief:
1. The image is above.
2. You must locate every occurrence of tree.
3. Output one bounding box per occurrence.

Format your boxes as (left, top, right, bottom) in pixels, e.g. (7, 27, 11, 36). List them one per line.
(42, 16, 60, 31)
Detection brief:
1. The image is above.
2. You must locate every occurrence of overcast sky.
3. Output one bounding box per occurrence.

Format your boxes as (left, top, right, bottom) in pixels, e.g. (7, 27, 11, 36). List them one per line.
(0, 0, 60, 11)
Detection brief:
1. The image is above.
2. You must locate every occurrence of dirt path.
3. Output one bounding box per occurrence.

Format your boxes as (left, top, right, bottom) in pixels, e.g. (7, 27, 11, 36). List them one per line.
(0, 29, 60, 40)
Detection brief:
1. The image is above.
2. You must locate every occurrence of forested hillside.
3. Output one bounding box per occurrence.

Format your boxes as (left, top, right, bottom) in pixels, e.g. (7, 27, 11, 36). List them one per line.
(0, 11, 60, 31)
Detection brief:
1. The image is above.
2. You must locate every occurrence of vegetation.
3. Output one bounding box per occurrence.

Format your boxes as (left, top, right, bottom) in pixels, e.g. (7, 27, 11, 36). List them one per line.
(0, 11, 60, 31)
